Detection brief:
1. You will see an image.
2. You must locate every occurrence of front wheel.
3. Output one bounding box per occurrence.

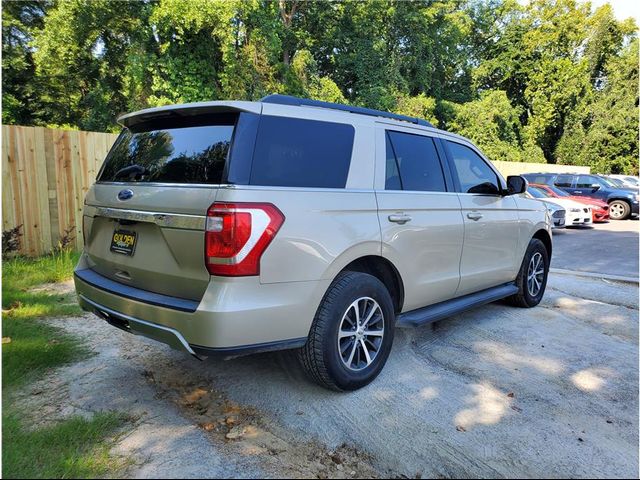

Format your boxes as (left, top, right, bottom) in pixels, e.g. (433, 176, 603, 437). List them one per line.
(298, 271, 395, 391)
(609, 200, 631, 220)
(507, 238, 549, 308)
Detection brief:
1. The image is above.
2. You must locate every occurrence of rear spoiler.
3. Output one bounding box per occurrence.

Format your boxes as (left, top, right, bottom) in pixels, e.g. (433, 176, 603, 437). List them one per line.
(117, 101, 262, 129)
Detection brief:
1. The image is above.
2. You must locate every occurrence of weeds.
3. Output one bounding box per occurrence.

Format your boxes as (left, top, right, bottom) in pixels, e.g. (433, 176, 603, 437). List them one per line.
(2, 224, 23, 259)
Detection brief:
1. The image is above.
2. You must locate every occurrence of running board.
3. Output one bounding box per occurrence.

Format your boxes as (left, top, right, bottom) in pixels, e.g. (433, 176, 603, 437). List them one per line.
(396, 282, 519, 328)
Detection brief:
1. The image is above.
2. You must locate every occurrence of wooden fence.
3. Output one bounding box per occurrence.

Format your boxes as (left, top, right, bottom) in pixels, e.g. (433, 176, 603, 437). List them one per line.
(2, 124, 590, 257)
(2, 125, 118, 256)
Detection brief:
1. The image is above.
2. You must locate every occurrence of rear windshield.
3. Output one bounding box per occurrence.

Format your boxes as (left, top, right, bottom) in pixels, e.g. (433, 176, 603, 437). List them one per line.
(98, 115, 236, 184)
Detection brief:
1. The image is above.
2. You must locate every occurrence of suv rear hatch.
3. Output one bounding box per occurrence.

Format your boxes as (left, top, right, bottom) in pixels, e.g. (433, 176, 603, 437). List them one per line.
(82, 103, 260, 301)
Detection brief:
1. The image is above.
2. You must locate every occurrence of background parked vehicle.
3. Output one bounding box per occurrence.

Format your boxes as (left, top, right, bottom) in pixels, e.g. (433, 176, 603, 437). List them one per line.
(528, 186, 592, 227)
(607, 174, 640, 188)
(531, 183, 609, 223)
(525, 191, 566, 229)
(523, 173, 639, 220)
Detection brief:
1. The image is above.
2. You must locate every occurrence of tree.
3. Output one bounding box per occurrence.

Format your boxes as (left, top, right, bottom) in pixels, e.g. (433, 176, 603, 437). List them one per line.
(33, 0, 151, 131)
(2, 0, 636, 174)
(443, 90, 545, 163)
(556, 39, 639, 174)
(2, 0, 49, 125)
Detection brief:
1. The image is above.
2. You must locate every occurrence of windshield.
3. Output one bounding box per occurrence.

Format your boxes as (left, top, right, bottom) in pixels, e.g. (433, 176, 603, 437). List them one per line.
(598, 176, 619, 187)
(527, 186, 547, 199)
(607, 177, 625, 187)
(98, 115, 236, 184)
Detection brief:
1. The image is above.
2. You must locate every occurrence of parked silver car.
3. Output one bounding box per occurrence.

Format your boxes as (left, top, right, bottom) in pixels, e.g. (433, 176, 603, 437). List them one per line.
(74, 95, 552, 390)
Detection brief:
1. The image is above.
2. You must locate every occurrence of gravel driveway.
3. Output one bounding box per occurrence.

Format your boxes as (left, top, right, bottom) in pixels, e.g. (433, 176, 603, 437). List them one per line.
(22, 272, 638, 478)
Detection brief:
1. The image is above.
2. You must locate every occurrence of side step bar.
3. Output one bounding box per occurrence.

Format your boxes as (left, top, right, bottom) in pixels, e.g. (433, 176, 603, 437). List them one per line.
(396, 282, 519, 328)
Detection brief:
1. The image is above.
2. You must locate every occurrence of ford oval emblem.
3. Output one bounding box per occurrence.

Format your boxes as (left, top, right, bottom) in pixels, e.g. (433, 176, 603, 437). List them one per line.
(117, 189, 134, 201)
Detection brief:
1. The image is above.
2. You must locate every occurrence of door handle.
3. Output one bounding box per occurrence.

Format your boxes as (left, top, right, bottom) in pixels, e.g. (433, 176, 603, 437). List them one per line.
(574, 190, 582, 194)
(467, 212, 483, 221)
(388, 214, 412, 224)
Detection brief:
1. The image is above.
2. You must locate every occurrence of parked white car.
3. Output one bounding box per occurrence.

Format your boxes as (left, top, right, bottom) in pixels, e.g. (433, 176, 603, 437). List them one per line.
(528, 186, 592, 226)
(525, 192, 566, 228)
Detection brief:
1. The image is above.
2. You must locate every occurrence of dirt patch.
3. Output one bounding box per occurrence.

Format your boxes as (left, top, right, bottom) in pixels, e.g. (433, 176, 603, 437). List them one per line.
(142, 365, 384, 479)
(27, 278, 75, 296)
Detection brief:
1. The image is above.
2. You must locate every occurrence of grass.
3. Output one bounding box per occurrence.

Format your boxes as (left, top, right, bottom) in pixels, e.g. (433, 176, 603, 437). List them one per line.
(3, 411, 130, 479)
(2, 250, 130, 478)
(2, 250, 85, 388)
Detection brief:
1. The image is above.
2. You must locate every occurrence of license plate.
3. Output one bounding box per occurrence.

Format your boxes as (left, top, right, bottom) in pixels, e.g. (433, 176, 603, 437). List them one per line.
(110, 230, 137, 256)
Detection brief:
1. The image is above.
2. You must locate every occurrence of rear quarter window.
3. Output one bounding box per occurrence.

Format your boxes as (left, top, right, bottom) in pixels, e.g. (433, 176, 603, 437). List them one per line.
(249, 116, 355, 188)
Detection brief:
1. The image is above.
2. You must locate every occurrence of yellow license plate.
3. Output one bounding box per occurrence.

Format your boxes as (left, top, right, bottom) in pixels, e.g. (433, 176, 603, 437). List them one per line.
(110, 230, 137, 256)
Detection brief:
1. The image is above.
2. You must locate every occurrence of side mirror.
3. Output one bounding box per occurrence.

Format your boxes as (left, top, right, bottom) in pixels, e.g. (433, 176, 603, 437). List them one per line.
(468, 182, 501, 195)
(591, 184, 601, 191)
(506, 175, 527, 195)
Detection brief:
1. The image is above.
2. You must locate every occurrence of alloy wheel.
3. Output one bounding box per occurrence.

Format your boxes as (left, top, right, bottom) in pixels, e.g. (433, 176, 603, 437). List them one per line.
(527, 252, 545, 297)
(337, 297, 385, 371)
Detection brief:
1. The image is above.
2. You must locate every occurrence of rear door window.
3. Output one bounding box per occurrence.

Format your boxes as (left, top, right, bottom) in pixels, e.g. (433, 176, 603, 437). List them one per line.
(98, 114, 236, 184)
(250, 116, 354, 188)
(385, 131, 446, 192)
(554, 175, 574, 187)
(577, 175, 601, 188)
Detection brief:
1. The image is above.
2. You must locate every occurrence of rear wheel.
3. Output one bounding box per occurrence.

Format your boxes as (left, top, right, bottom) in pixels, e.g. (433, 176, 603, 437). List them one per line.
(609, 200, 630, 220)
(507, 238, 549, 308)
(298, 271, 395, 391)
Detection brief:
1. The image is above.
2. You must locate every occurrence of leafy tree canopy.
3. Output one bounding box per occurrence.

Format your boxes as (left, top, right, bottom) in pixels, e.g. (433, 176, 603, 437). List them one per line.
(2, 0, 637, 173)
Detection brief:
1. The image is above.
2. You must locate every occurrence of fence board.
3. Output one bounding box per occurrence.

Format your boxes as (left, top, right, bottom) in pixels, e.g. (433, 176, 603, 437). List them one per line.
(2, 125, 118, 255)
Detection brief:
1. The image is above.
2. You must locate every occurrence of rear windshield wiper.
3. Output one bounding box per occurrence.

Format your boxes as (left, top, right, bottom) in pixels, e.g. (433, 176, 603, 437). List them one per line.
(114, 164, 148, 181)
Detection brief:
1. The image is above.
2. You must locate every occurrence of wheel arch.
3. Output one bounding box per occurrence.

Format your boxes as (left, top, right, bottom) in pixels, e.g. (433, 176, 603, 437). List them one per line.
(532, 228, 552, 260)
(338, 255, 405, 314)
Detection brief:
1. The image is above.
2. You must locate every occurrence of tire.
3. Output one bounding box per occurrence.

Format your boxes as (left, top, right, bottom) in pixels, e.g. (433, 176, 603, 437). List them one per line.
(608, 200, 631, 220)
(298, 271, 395, 391)
(507, 238, 549, 308)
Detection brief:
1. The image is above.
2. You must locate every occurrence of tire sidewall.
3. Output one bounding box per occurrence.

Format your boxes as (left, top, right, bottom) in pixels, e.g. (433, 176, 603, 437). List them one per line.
(322, 274, 395, 390)
(520, 239, 549, 307)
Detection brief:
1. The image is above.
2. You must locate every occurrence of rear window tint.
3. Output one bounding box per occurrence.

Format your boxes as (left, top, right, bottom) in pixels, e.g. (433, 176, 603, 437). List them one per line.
(554, 175, 573, 187)
(98, 115, 235, 184)
(386, 131, 446, 192)
(250, 116, 354, 188)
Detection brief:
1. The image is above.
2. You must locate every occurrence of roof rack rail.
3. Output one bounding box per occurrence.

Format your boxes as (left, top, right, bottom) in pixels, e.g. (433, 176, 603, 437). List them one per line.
(260, 94, 434, 128)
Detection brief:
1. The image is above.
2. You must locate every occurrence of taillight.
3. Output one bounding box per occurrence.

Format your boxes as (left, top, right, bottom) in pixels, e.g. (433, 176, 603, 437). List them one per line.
(205, 202, 284, 276)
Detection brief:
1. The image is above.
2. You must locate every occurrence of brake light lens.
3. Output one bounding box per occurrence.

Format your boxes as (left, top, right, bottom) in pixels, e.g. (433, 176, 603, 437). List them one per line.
(205, 202, 284, 276)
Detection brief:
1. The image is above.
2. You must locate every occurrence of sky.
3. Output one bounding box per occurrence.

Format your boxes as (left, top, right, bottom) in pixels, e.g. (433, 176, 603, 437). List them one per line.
(589, 0, 639, 25)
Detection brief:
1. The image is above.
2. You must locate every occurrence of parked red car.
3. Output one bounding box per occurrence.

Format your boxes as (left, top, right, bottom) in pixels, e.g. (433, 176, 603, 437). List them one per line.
(531, 183, 609, 222)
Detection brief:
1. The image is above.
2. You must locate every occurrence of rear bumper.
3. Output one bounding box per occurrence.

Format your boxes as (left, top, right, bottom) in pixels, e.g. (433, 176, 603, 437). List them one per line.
(74, 253, 329, 355)
(632, 201, 639, 215)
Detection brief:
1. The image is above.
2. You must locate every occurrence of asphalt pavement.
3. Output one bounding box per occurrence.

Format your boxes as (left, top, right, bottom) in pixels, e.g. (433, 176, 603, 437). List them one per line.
(551, 219, 639, 279)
